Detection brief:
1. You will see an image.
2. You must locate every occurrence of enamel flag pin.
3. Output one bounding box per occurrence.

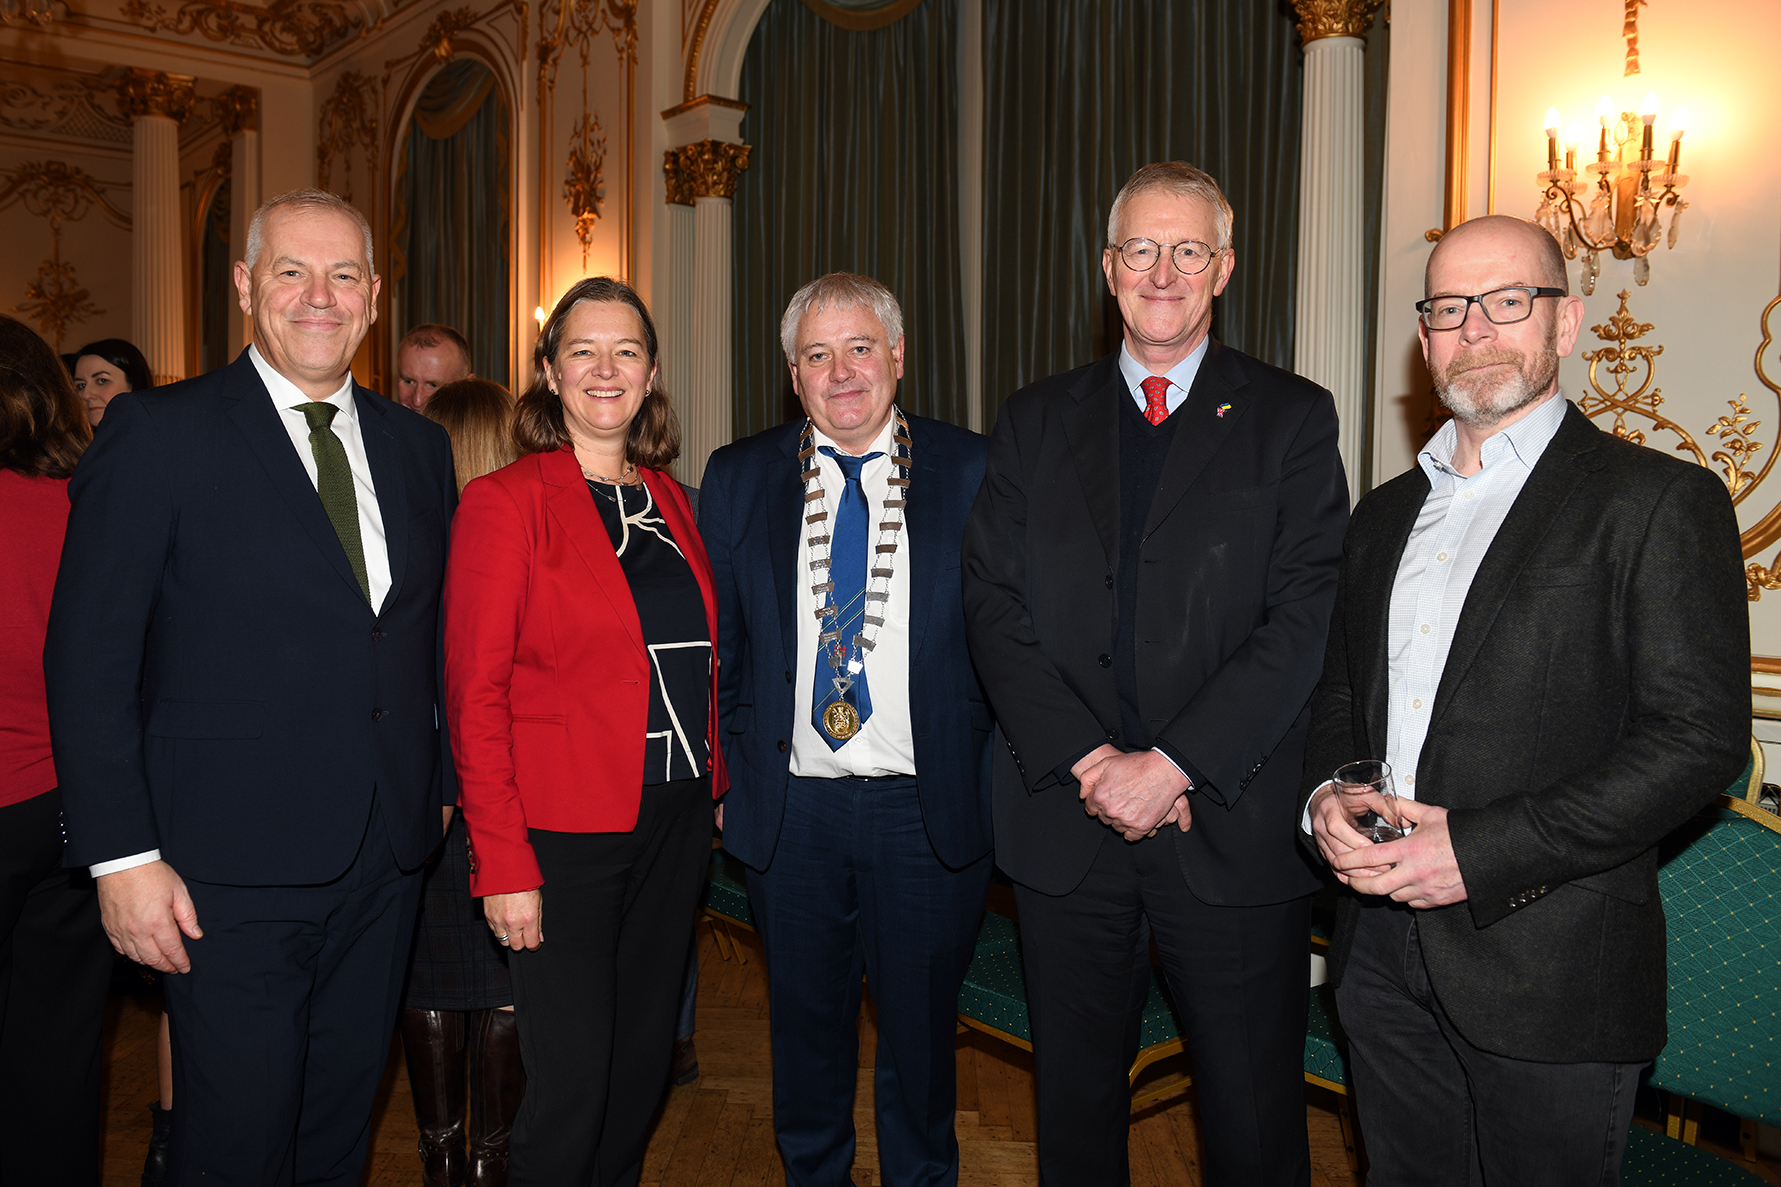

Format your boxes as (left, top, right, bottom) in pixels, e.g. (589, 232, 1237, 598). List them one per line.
(1215, 402, 1232, 418)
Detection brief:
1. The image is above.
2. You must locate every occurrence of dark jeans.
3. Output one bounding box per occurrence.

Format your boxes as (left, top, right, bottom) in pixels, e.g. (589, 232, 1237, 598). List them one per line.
(0, 788, 113, 1187)
(507, 776, 711, 1187)
(1014, 826, 1313, 1187)
(164, 800, 422, 1187)
(1336, 903, 1644, 1187)
(746, 775, 992, 1187)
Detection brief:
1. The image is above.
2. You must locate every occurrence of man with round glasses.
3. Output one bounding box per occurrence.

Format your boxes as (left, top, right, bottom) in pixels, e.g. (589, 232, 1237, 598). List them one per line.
(1300, 214, 1747, 1184)
(963, 161, 1348, 1185)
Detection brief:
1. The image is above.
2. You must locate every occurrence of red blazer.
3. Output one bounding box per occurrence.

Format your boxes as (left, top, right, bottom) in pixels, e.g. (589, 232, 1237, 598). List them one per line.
(445, 447, 727, 896)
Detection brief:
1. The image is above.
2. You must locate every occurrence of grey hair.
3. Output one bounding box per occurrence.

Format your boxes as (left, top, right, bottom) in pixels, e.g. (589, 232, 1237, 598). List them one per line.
(1105, 161, 1235, 252)
(244, 189, 375, 272)
(780, 273, 905, 363)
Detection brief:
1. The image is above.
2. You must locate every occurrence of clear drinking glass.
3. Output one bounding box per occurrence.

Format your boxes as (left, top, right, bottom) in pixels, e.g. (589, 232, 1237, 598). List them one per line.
(1332, 759, 1404, 843)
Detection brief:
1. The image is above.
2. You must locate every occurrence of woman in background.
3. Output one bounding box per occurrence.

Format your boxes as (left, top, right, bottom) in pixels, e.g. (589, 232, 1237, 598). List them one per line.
(70, 338, 152, 426)
(402, 376, 525, 1187)
(0, 313, 113, 1186)
(445, 278, 725, 1186)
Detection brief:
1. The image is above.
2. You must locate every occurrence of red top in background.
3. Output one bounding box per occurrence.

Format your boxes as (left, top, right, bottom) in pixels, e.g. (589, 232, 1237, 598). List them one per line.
(1, 470, 71, 807)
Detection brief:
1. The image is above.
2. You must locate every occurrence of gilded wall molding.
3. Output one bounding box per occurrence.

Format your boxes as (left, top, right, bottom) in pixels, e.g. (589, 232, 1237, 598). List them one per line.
(662, 146, 692, 206)
(0, 161, 129, 348)
(213, 84, 258, 135)
(316, 70, 377, 203)
(120, 0, 364, 60)
(671, 138, 749, 200)
(0, 76, 131, 145)
(538, 0, 636, 279)
(681, 0, 719, 103)
(380, 0, 528, 77)
(563, 110, 606, 264)
(1291, 0, 1385, 45)
(116, 68, 197, 122)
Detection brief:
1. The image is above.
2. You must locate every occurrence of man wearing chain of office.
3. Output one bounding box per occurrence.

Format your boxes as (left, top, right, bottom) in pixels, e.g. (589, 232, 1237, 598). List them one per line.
(699, 273, 995, 1187)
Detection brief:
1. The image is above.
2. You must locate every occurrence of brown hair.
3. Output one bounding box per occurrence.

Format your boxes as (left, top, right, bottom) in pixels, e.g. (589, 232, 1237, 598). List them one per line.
(422, 377, 517, 493)
(398, 323, 475, 374)
(0, 314, 92, 478)
(513, 277, 680, 470)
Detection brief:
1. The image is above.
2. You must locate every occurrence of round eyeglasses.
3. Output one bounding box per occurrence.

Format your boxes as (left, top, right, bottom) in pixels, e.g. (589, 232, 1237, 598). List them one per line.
(1415, 287, 1566, 331)
(1113, 237, 1220, 276)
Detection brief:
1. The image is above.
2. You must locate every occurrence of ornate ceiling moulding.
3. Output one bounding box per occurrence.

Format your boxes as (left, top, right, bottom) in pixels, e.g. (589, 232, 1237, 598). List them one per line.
(670, 138, 749, 201)
(1291, 0, 1385, 45)
(0, 75, 132, 145)
(116, 67, 197, 121)
(381, 0, 528, 79)
(120, 0, 365, 61)
(213, 84, 258, 135)
(316, 69, 377, 203)
(0, 160, 129, 348)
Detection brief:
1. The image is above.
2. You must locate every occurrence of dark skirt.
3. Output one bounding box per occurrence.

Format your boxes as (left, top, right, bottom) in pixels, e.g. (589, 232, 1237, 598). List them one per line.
(403, 809, 513, 1011)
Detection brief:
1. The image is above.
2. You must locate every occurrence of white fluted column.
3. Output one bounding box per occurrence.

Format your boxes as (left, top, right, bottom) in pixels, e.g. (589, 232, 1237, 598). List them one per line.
(1293, 2, 1382, 505)
(119, 69, 195, 385)
(219, 86, 260, 356)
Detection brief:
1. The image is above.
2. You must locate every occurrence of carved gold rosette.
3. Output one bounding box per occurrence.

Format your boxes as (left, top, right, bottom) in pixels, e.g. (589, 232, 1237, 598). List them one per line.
(115, 69, 197, 122)
(1291, 0, 1385, 45)
(671, 139, 750, 201)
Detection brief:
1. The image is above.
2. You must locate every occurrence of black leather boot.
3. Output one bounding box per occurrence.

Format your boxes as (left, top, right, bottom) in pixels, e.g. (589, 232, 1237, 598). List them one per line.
(140, 1102, 172, 1187)
(466, 1008, 525, 1187)
(399, 1008, 468, 1187)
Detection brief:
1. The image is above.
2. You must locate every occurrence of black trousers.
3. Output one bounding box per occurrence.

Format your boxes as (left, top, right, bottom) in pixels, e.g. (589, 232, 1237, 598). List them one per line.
(1336, 903, 1643, 1187)
(163, 800, 422, 1187)
(0, 788, 113, 1187)
(1015, 827, 1312, 1187)
(507, 777, 711, 1187)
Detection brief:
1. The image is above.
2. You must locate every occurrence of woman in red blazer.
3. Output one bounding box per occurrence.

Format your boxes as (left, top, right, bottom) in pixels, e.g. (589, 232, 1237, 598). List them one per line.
(444, 277, 726, 1187)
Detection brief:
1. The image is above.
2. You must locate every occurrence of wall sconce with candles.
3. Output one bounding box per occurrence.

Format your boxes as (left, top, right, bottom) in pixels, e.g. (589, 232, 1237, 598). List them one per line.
(1533, 92, 1690, 294)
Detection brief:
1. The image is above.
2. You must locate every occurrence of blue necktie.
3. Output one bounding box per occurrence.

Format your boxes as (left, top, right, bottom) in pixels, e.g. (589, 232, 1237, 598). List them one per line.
(813, 446, 883, 750)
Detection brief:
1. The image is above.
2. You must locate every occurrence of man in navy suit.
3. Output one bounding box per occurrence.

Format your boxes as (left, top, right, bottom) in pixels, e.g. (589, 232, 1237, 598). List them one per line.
(45, 189, 457, 1186)
(699, 273, 993, 1187)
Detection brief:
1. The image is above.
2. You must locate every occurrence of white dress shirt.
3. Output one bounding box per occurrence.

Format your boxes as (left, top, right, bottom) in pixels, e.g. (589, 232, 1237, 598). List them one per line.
(1117, 336, 1209, 418)
(90, 348, 394, 877)
(1302, 390, 1568, 835)
(789, 416, 918, 779)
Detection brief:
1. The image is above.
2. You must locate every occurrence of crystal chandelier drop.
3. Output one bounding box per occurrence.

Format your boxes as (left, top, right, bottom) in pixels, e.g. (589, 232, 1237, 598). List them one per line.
(1533, 92, 1690, 294)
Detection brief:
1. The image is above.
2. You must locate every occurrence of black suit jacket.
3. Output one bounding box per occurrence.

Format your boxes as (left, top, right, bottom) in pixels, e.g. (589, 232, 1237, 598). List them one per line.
(699, 414, 995, 873)
(963, 341, 1349, 902)
(45, 350, 459, 885)
(1300, 402, 1749, 1063)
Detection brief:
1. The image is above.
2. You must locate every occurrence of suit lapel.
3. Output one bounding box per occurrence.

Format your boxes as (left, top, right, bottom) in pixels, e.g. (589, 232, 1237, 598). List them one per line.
(1061, 355, 1124, 567)
(539, 449, 646, 657)
(1354, 472, 1431, 759)
(223, 351, 373, 610)
(1143, 339, 1249, 537)
(1427, 405, 1604, 734)
(355, 386, 408, 613)
(767, 424, 806, 671)
(904, 416, 940, 661)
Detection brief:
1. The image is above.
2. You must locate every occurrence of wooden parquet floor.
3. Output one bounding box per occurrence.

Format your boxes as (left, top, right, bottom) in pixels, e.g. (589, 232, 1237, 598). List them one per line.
(94, 921, 1778, 1186)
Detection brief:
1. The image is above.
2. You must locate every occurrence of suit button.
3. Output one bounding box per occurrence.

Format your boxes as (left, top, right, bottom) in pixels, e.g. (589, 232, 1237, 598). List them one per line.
(777, 740, 788, 753)
(1104, 574, 1114, 589)
(1098, 654, 1112, 668)
(371, 708, 385, 722)
(1107, 729, 1119, 740)
(784, 671, 793, 683)
(371, 628, 384, 642)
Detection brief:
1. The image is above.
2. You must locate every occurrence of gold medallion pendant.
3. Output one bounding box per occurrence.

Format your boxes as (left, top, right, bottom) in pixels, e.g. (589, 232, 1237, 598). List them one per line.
(822, 701, 860, 741)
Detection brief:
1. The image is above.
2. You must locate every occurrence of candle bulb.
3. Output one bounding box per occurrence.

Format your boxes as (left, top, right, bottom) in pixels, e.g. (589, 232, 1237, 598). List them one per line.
(1666, 108, 1688, 173)
(1564, 122, 1583, 171)
(1596, 95, 1613, 160)
(1544, 107, 1562, 172)
(1639, 92, 1658, 161)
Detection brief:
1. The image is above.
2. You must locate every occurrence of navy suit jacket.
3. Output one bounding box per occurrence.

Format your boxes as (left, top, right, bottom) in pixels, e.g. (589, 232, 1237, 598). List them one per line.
(699, 413, 994, 873)
(44, 349, 458, 885)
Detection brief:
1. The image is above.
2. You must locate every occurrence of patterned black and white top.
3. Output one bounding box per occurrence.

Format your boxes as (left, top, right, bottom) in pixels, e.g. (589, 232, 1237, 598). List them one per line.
(588, 478, 711, 785)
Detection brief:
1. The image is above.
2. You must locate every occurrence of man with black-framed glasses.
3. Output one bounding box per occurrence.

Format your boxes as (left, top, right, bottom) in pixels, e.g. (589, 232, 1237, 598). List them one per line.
(1299, 214, 1747, 1184)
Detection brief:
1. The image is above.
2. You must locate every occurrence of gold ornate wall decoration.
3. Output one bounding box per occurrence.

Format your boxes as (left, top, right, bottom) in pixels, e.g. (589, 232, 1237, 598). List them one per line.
(381, 0, 529, 77)
(0, 77, 132, 145)
(682, 0, 718, 103)
(120, 0, 363, 59)
(116, 68, 197, 122)
(563, 110, 605, 265)
(0, 161, 129, 348)
(1291, 0, 1386, 45)
(421, 6, 479, 62)
(662, 147, 693, 207)
(213, 85, 258, 136)
(673, 138, 750, 200)
(317, 70, 378, 203)
(1623, 0, 1646, 77)
(1708, 395, 1763, 498)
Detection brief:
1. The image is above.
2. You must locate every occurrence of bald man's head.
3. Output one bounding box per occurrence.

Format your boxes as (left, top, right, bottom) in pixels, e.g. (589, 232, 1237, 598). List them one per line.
(1426, 215, 1569, 299)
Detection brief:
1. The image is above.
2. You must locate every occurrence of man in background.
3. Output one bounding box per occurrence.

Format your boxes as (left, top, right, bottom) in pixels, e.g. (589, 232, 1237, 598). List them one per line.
(396, 322, 473, 410)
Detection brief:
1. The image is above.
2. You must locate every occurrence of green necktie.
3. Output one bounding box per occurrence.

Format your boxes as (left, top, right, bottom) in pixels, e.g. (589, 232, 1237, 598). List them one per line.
(298, 401, 371, 603)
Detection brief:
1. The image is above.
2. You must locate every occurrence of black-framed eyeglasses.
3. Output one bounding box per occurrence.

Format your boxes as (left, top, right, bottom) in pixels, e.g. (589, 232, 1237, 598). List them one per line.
(1113, 237, 1221, 276)
(1415, 287, 1566, 331)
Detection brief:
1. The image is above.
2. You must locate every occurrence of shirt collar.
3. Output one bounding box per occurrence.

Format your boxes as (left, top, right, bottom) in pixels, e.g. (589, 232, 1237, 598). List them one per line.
(810, 412, 897, 460)
(1419, 389, 1569, 482)
(1117, 336, 1210, 399)
(250, 343, 358, 423)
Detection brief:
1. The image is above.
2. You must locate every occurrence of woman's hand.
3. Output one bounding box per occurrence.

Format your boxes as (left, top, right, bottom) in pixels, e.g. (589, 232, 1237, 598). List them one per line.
(484, 890, 544, 950)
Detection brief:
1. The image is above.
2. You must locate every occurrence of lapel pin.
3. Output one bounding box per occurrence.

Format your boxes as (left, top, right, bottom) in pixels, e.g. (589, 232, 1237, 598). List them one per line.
(1215, 402, 1232, 418)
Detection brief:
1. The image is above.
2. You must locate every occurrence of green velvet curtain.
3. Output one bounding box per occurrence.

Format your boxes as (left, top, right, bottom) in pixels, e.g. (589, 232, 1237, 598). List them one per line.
(732, 0, 966, 437)
(391, 59, 511, 385)
(980, 0, 1305, 407)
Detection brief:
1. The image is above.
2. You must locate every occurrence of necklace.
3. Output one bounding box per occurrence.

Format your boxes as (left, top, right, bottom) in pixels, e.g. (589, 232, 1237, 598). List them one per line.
(579, 458, 638, 485)
(803, 409, 912, 741)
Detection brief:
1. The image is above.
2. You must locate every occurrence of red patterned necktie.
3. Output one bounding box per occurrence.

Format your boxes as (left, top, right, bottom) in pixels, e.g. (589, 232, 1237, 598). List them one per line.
(1140, 375, 1171, 426)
